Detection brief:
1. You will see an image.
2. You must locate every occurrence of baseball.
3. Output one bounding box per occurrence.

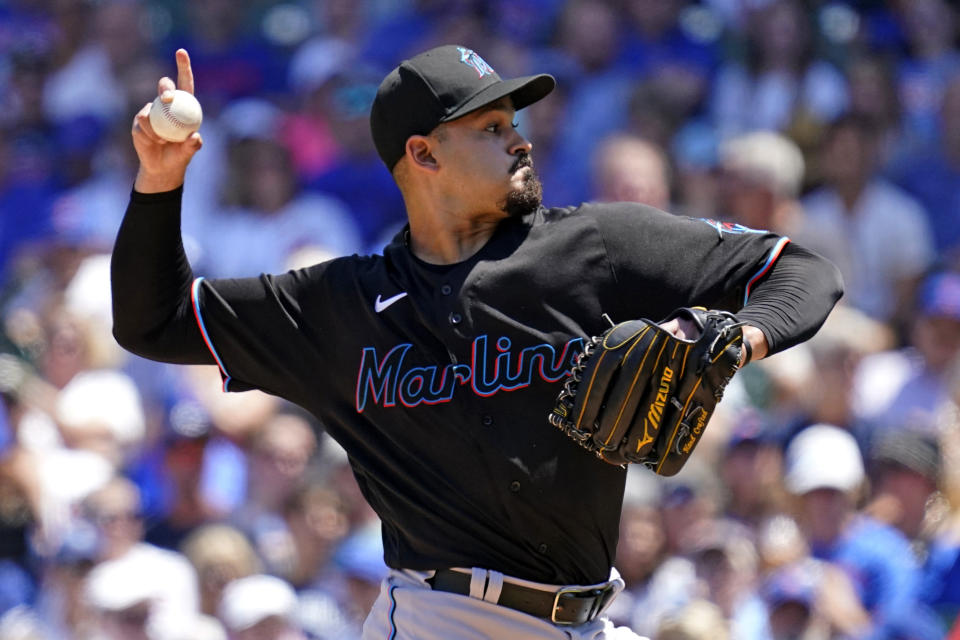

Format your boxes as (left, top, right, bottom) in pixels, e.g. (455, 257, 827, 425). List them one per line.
(149, 89, 203, 142)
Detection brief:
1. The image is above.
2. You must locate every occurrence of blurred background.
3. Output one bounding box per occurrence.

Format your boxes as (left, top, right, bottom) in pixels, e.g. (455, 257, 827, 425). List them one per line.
(1, 0, 960, 638)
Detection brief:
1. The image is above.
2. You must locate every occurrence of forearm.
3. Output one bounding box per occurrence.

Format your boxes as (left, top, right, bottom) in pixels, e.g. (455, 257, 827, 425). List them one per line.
(737, 243, 844, 357)
(110, 186, 213, 364)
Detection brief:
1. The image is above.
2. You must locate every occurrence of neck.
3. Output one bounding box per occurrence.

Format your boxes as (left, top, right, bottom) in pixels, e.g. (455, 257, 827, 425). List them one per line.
(403, 191, 506, 265)
(408, 216, 502, 264)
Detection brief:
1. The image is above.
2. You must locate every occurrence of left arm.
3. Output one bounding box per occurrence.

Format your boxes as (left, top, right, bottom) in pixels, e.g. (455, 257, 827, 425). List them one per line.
(735, 242, 843, 362)
(588, 203, 843, 360)
(667, 243, 843, 362)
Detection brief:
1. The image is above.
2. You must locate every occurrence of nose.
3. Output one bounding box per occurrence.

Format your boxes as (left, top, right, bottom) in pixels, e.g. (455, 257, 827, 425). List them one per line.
(509, 130, 533, 156)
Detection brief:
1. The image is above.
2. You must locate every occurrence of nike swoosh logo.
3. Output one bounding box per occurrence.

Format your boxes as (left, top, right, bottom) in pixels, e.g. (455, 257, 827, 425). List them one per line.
(374, 292, 408, 313)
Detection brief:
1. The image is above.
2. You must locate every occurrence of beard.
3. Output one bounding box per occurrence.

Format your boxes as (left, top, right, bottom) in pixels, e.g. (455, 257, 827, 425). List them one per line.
(502, 154, 543, 218)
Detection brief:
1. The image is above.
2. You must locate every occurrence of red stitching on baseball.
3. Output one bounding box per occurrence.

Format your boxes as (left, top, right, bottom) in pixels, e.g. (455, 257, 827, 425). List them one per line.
(160, 100, 190, 128)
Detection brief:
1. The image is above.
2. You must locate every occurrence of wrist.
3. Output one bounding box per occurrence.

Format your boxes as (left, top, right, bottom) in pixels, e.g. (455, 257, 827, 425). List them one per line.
(740, 336, 752, 366)
(741, 325, 768, 364)
(135, 167, 185, 193)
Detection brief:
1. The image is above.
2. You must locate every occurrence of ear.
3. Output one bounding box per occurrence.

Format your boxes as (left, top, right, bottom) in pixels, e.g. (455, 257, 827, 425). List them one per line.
(405, 135, 439, 174)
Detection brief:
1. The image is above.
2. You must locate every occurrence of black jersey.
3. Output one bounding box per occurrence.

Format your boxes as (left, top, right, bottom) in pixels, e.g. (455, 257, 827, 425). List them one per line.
(112, 188, 842, 585)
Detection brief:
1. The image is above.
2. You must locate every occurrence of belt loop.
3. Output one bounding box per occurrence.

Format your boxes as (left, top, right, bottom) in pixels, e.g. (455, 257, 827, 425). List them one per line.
(469, 568, 488, 599)
(483, 570, 504, 603)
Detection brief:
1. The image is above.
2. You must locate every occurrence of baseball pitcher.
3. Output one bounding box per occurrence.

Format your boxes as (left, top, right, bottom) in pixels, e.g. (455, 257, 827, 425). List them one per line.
(113, 46, 842, 639)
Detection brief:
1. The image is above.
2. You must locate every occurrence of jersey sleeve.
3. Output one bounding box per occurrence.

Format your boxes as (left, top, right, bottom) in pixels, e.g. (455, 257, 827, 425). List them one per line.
(589, 202, 788, 311)
(111, 187, 340, 400)
(112, 187, 217, 367)
(585, 202, 842, 354)
(190, 264, 333, 398)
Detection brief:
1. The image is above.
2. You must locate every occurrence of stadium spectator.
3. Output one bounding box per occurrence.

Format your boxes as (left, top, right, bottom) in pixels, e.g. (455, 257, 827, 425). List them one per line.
(197, 107, 361, 277)
(231, 411, 318, 577)
(685, 518, 771, 640)
(797, 114, 934, 324)
(784, 424, 945, 639)
(181, 524, 260, 618)
(894, 72, 960, 264)
(710, 0, 848, 140)
(218, 574, 306, 640)
(591, 134, 672, 209)
(81, 476, 199, 633)
(718, 412, 787, 529)
(302, 71, 408, 249)
(892, 0, 960, 154)
(852, 271, 960, 444)
(718, 130, 805, 234)
(654, 599, 729, 640)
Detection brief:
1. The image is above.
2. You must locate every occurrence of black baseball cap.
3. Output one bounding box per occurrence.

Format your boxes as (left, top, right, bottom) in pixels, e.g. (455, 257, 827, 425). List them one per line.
(370, 45, 555, 170)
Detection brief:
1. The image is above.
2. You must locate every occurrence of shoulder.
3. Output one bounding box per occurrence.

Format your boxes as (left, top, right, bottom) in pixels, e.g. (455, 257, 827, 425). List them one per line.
(536, 202, 675, 250)
(540, 202, 784, 247)
(540, 201, 675, 226)
(278, 253, 382, 289)
(845, 516, 915, 559)
(314, 252, 383, 276)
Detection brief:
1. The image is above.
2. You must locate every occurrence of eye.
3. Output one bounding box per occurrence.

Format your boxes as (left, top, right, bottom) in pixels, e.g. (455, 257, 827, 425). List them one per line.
(485, 123, 499, 133)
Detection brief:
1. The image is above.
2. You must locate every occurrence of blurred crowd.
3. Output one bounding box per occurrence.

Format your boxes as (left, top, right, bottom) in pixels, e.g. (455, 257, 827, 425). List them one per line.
(1, 0, 960, 638)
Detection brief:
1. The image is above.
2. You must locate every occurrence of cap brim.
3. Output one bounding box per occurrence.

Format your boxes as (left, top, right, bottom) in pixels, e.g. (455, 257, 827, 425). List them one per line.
(440, 74, 555, 122)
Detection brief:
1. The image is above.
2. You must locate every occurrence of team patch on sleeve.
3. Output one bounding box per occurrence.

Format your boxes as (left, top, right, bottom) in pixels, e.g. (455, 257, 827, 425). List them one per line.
(698, 218, 768, 236)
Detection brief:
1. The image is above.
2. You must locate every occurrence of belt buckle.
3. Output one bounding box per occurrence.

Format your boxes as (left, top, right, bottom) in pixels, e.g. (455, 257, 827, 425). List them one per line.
(550, 582, 617, 626)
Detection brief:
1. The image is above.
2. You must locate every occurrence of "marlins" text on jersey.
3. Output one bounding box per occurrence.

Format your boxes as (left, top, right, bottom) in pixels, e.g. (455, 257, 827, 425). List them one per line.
(355, 335, 584, 412)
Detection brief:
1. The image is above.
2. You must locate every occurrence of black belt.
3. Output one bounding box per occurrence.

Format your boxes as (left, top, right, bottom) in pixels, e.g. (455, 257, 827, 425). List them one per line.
(427, 569, 617, 626)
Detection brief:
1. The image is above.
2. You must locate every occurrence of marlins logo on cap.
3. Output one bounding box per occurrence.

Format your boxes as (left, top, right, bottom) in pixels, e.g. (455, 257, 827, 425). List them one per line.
(457, 47, 495, 78)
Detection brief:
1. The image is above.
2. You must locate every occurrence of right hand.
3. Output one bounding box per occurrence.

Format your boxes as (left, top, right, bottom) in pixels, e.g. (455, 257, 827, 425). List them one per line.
(659, 315, 700, 341)
(132, 49, 203, 193)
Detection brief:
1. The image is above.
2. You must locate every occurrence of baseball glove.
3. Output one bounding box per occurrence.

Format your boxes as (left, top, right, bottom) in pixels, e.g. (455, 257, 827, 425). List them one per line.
(548, 308, 745, 475)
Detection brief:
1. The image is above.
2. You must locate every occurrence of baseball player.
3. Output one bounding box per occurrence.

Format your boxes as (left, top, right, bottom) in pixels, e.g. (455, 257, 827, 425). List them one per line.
(113, 47, 842, 639)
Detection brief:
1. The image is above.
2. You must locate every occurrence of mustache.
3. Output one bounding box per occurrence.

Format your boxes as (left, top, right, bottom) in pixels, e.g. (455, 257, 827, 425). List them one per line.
(510, 153, 534, 173)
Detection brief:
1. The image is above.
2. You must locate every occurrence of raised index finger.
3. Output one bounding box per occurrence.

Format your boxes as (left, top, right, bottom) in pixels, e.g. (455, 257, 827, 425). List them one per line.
(176, 48, 194, 95)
